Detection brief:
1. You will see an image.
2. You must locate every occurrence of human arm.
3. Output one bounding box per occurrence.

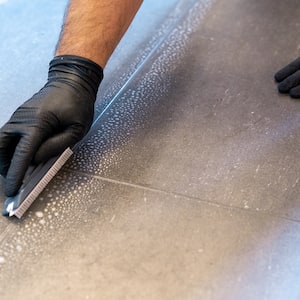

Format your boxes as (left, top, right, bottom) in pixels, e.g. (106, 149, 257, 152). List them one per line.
(0, 0, 143, 197)
(56, 0, 143, 67)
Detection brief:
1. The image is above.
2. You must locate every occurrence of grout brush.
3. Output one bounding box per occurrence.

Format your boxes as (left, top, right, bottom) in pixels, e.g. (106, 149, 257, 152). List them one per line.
(2, 147, 74, 218)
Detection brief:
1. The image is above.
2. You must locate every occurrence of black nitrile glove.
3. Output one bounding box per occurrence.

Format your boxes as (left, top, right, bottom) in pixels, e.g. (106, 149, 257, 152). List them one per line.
(0, 55, 103, 197)
(275, 56, 300, 98)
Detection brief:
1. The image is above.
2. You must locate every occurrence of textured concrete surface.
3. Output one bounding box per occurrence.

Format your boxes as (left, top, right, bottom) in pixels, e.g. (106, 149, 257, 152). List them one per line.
(1, 0, 300, 299)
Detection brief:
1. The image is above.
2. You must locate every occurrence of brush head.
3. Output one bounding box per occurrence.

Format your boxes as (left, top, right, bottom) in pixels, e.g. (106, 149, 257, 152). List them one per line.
(2, 147, 73, 218)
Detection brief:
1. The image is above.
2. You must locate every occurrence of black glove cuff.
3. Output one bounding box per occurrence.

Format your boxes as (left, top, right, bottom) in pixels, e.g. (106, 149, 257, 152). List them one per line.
(48, 55, 104, 99)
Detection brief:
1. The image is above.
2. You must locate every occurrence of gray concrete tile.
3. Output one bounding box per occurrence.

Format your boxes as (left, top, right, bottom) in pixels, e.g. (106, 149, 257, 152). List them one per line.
(188, 0, 300, 79)
(1, 0, 300, 299)
(0, 171, 300, 300)
(95, 0, 212, 115)
(66, 0, 300, 220)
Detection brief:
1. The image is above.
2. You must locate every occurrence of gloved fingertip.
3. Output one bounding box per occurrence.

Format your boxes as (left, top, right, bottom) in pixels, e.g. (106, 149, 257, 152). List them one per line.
(277, 82, 289, 94)
(33, 149, 54, 165)
(5, 181, 20, 197)
(274, 71, 284, 83)
(276, 57, 300, 81)
(289, 86, 300, 98)
(33, 126, 85, 164)
(274, 66, 296, 83)
(0, 163, 9, 177)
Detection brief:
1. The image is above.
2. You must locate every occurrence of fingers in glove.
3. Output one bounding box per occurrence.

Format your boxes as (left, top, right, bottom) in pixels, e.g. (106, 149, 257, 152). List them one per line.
(289, 85, 300, 98)
(0, 132, 20, 177)
(5, 135, 41, 197)
(277, 70, 300, 93)
(275, 57, 300, 82)
(33, 125, 85, 164)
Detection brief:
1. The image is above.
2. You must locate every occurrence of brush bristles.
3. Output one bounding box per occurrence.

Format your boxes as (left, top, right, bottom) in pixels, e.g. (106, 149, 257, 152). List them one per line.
(13, 148, 74, 218)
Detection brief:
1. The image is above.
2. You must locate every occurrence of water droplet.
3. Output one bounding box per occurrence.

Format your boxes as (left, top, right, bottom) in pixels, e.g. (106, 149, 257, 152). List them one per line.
(35, 211, 43, 218)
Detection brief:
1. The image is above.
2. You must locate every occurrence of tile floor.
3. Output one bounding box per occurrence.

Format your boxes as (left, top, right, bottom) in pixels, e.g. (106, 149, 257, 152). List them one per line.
(1, 0, 300, 299)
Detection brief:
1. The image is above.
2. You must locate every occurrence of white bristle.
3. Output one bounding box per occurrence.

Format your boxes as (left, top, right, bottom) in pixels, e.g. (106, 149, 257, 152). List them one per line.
(12, 148, 74, 218)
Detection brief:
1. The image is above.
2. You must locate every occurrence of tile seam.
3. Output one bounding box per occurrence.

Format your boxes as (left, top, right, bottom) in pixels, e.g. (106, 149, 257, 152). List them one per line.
(67, 168, 300, 225)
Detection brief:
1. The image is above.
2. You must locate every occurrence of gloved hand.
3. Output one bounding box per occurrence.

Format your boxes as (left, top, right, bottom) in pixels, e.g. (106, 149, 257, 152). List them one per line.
(274, 56, 300, 98)
(0, 55, 103, 197)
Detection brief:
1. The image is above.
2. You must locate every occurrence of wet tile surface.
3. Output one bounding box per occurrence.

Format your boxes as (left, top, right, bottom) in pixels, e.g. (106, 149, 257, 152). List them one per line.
(1, 172, 300, 300)
(1, 0, 300, 299)
(68, 0, 300, 220)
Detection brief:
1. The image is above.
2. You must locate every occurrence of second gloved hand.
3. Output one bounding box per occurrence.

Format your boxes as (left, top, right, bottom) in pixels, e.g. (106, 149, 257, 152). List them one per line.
(0, 55, 103, 197)
(274, 56, 300, 98)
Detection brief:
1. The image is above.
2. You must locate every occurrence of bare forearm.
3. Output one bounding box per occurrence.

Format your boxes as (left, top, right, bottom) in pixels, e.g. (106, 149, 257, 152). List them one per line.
(56, 0, 143, 67)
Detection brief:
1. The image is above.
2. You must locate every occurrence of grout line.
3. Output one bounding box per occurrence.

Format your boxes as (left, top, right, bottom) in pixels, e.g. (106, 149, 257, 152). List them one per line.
(68, 168, 300, 225)
(0, 0, 202, 235)
(91, 0, 200, 127)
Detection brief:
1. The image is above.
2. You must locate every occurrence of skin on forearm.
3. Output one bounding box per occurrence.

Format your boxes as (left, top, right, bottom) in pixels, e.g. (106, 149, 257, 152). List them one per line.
(55, 0, 143, 68)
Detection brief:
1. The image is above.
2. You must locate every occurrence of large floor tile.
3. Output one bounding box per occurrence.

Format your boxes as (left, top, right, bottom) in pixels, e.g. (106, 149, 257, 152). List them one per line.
(0, 172, 300, 300)
(1, 0, 300, 299)
(65, 0, 300, 220)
